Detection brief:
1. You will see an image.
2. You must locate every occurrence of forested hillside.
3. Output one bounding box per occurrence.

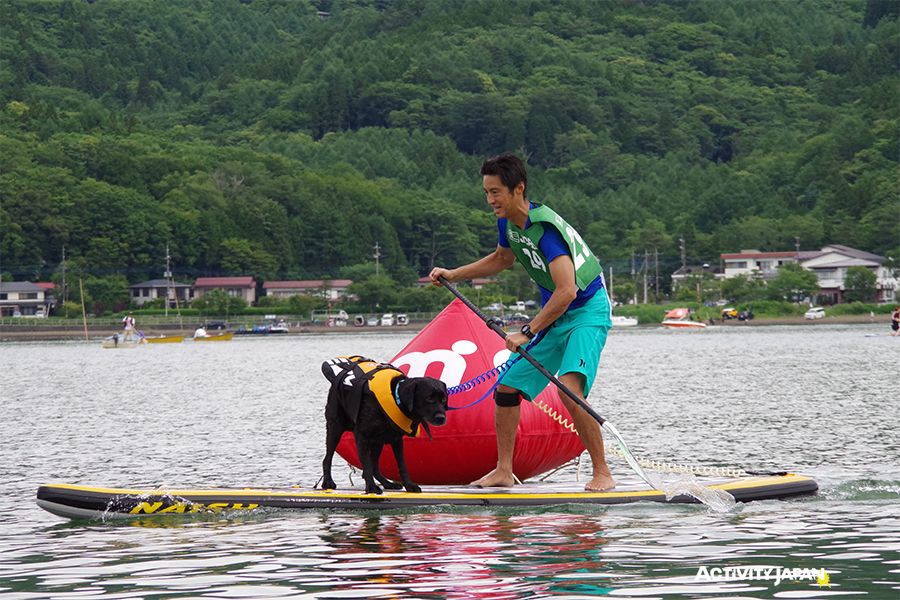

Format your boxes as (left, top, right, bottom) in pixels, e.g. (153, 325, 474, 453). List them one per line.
(1, 0, 897, 292)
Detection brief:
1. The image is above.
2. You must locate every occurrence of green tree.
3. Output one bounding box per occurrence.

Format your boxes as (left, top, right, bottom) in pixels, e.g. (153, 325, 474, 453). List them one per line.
(767, 263, 820, 303)
(843, 266, 877, 303)
(192, 289, 247, 316)
(348, 274, 399, 311)
(83, 275, 130, 315)
(720, 273, 767, 302)
(219, 238, 277, 279)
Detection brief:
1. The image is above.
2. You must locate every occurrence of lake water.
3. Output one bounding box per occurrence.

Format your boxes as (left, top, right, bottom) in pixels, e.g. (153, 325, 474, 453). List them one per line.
(1, 324, 898, 599)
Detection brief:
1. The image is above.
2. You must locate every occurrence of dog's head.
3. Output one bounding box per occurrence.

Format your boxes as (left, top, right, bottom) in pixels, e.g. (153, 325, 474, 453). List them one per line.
(397, 376, 449, 427)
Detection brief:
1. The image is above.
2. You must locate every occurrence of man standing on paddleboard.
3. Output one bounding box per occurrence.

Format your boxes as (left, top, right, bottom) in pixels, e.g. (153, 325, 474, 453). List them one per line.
(430, 153, 615, 492)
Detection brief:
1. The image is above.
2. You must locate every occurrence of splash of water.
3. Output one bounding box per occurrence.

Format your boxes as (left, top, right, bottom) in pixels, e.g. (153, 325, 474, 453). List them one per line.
(646, 472, 738, 512)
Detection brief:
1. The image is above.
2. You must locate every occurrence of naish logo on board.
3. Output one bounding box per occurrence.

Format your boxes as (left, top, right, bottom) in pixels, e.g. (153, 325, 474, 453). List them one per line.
(128, 501, 260, 515)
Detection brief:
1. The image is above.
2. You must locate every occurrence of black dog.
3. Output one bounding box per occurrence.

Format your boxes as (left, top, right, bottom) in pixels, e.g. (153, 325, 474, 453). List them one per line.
(321, 356, 448, 494)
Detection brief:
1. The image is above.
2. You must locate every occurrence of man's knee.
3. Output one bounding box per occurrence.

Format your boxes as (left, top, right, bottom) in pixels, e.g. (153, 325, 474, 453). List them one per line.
(494, 389, 522, 407)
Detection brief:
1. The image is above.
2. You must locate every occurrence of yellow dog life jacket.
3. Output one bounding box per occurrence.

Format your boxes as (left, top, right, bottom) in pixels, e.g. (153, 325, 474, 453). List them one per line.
(323, 355, 419, 436)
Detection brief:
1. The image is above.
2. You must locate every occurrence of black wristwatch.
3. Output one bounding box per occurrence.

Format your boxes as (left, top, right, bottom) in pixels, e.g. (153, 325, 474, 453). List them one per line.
(520, 324, 535, 339)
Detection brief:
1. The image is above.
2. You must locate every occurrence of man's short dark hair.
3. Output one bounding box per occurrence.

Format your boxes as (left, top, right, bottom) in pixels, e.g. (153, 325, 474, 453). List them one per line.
(481, 153, 527, 195)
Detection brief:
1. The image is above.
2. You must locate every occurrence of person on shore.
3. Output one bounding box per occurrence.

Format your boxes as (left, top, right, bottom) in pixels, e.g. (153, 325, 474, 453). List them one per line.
(891, 306, 900, 336)
(430, 153, 615, 492)
(122, 312, 136, 341)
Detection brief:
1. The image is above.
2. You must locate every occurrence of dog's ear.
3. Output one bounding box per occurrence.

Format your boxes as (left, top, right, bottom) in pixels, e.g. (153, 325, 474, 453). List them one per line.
(397, 378, 416, 413)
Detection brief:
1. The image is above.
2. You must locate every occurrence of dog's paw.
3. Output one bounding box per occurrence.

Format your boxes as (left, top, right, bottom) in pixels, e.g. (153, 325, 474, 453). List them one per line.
(365, 483, 384, 495)
(321, 477, 337, 490)
(403, 482, 422, 493)
(382, 480, 403, 490)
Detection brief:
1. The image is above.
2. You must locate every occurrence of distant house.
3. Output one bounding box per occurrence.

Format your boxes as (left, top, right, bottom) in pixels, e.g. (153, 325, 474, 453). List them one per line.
(193, 277, 256, 305)
(719, 245, 896, 304)
(720, 250, 804, 279)
(801, 245, 895, 304)
(129, 279, 193, 307)
(0, 281, 53, 317)
(263, 279, 353, 302)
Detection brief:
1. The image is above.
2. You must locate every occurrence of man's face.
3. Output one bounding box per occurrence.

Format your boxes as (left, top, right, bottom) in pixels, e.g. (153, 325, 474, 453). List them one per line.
(483, 174, 523, 219)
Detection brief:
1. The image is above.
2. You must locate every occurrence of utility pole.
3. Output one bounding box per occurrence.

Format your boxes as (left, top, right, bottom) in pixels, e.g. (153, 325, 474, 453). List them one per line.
(643, 250, 649, 304)
(164, 244, 172, 317)
(794, 236, 801, 256)
(608, 266, 614, 304)
(373, 242, 381, 276)
(61, 246, 67, 316)
(631, 252, 637, 305)
(654, 248, 659, 303)
(679, 238, 686, 269)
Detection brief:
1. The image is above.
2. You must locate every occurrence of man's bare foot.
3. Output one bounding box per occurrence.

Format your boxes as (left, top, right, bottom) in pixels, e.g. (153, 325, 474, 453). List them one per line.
(471, 468, 515, 488)
(585, 473, 616, 492)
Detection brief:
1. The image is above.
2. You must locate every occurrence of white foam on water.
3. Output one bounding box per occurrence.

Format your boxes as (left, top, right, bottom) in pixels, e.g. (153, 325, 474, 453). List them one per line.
(647, 472, 738, 513)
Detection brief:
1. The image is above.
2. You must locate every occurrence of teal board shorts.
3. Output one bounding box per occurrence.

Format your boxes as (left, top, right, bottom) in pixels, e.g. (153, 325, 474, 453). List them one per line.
(500, 290, 612, 401)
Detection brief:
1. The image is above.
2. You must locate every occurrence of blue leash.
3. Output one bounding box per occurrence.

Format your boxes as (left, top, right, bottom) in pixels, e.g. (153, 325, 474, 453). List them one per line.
(446, 333, 542, 410)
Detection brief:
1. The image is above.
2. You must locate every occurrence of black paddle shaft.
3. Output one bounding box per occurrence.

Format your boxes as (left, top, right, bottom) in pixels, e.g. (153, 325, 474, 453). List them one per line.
(437, 276, 606, 425)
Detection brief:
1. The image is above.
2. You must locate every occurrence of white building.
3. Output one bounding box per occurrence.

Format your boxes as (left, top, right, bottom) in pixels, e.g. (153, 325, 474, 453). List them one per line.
(720, 245, 896, 304)
(720, 250, 803, 279)
(0, 281, 53, 317)
(801, 245, 895, 304)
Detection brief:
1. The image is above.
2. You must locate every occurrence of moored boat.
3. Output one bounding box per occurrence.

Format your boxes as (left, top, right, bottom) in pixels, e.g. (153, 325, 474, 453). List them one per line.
(611, 315, 638, 327)
(101, 335, 147, 349)
(145, 334, 185, 344)
(661, 308, 707, 329)
(192, 331, 234, 342)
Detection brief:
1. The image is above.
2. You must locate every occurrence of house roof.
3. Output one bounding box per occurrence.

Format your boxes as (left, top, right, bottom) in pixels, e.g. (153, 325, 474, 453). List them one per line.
(130, 279, 192, 288)
(720, 251, 799, 260)
(263, 279, 353, 289)
(0, 281, 45, 293)
(194, 277, 255, 287)
(671, 265, 723, 277)
(722, 245, 884, 263)
(807, 258, 879, 269)
(820, 244, 885, 263)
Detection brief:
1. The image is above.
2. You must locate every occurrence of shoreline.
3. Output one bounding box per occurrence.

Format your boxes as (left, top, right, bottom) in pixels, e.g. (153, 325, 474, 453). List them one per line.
(0, 314, 890, 342)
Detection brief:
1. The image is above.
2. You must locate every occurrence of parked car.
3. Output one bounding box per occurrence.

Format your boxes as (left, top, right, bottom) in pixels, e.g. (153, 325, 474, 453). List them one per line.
(380, 313, 394, 326)
(721, 307, 738, 320)
(804, 307, 826, 320)
(504, 312, 530, 325)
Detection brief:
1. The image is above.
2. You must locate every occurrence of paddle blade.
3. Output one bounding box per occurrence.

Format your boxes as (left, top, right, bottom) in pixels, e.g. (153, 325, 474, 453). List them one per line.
(601, 421, 656, 488)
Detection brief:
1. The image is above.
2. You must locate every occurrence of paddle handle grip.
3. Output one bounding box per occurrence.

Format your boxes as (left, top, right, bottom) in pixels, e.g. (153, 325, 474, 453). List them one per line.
(437, 275, 605, 425)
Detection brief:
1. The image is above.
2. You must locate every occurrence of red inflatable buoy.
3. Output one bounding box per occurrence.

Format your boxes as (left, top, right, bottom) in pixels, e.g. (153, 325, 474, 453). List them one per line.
(335, 299, 585, 484)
